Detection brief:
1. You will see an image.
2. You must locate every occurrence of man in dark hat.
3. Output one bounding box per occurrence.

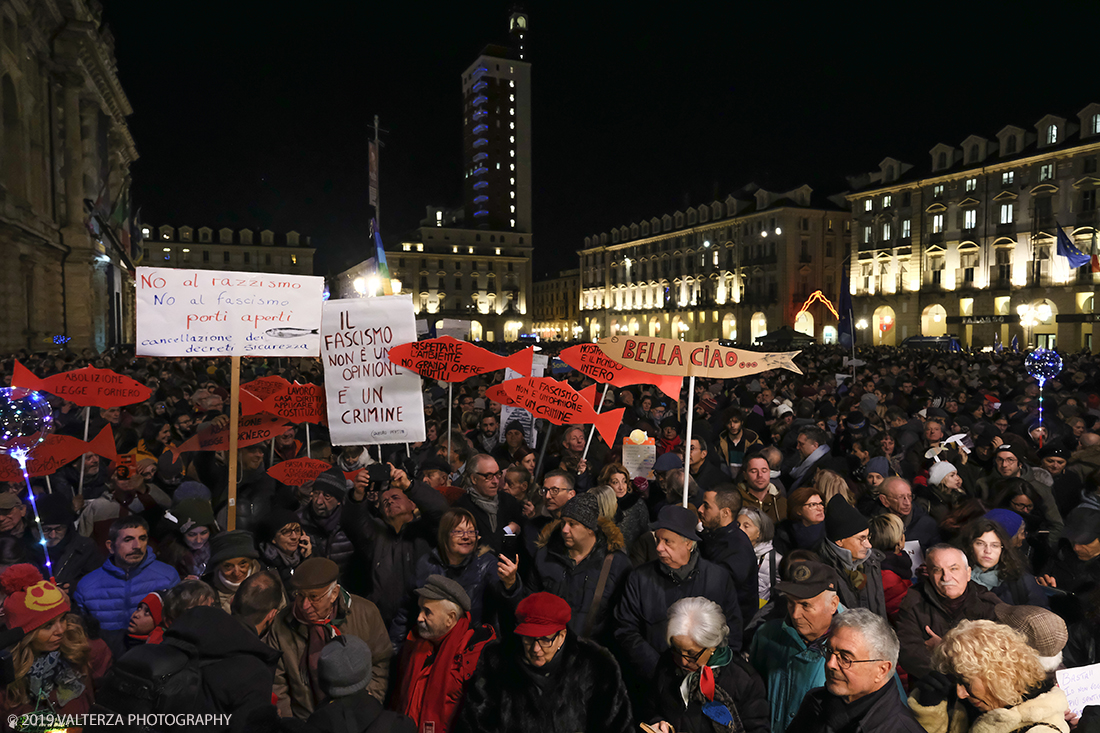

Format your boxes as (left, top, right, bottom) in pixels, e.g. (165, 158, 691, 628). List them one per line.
(1039, 443, 1087, 517)
(392, 575, 496, 733)
(457, 592, 633, 733)
(614, 504, 743, 691)
(267, 556, 393, 719)
(749, 561, 843, 733)
(1039, 508, 1100, 608)
(297, 465, 356, 584)
(29, 492, 101, 591)
(492, 421, 528, 467)
(816, 495, 887, 618)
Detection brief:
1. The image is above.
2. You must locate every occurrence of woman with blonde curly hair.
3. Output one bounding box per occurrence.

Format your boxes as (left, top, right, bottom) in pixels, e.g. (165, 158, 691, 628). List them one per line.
(813, 469, 854, 506)
(909, 619, 1069, 732)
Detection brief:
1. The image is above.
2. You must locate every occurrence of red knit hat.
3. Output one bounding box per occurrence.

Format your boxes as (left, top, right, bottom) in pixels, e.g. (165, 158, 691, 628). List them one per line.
(139, 592, 164, 627)
(1, 564, 70, 633)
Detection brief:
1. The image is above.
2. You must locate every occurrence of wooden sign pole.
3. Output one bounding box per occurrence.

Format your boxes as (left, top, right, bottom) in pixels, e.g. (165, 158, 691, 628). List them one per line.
(227, 355, 241, 531)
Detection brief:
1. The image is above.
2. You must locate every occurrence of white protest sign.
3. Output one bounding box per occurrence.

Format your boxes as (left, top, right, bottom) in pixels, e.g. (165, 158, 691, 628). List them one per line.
(499, 354, 548, 449)
(136, 267, 324, 357)
(903, 540, 924, 580)
(1057, 662, 1100, 718)
(623, 443, 657, 480)
(322, 295, 424, 446)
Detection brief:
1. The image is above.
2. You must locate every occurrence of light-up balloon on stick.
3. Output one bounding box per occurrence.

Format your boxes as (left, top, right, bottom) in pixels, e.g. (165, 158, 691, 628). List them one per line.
(0, 387, 55, 576)
(1024, 349, 1063, 439)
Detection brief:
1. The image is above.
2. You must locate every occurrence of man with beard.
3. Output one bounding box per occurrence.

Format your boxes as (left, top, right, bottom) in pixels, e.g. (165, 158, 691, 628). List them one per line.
(391, 575, 496, 733)
(468, 413, 500, 455)
(698, 485, 759, 637)
(52, 451, 110, 503)
(272, 425, 305, 463)
(343, 462, 450, 625)
(297, 467, 355, 581)
(76, 456, 172, 554)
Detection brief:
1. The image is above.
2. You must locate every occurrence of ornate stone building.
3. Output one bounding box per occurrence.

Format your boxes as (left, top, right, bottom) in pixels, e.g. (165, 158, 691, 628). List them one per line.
(143, 224, 314, 276)
(579, 184, 851, 344)
(846, 103, 1100, 351)
(532, 268, 579, 341)
(0, 0, 137, 353)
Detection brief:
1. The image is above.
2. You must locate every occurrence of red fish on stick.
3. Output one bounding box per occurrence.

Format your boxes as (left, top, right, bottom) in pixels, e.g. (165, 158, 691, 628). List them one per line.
(388, 337, 534, 382)
(497, 377, 625, 448)
(171, 413, 289, 460)
(12, 360, 152, 408)
(0, 426, 118, 481)
(559, 344, 684, 401)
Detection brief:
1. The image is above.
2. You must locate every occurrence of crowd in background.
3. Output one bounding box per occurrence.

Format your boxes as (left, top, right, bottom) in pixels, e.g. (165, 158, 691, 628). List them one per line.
(1, 343, 1100, 732)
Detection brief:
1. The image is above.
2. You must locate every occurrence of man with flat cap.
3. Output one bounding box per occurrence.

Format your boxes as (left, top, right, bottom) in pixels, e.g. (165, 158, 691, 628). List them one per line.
(267, 556, 393, 719)
(816, 495, 888, 618)
(614, 504, 743, 695)
(749, 560, 844, 733)
(457, 592, 633, 733)
(391, 575, 496, 733)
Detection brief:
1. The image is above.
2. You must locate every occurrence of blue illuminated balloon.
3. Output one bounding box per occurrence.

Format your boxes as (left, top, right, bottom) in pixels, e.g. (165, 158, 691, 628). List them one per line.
(0, 388, 53, 455)
(1025, 348, 1063, 385)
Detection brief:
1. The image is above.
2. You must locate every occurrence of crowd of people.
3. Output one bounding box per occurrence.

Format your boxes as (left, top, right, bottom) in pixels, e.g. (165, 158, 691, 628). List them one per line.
(2, 343, 1100, 732)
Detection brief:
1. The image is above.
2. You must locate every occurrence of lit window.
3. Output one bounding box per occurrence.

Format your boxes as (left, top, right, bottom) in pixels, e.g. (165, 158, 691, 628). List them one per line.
(510, 108, 515, 116)
(510, 219, 516, 227)
(863, 226, 872, 243)
(453, 246, 459, 253)
(291, 255, 297, 265)
(510, 150, 515, 157)
(966, 178, 977, 192)
(932, 214, 944, 233)
(1000, 204, 1013, 224)
(510, 94, 515, 102)
(162, 247, 171, 252)
(510, 191, 515, 198)
(142, 227, 151, 238)
(510, 122, 515, 129)
(510, 164, 515, 171)
(933, 184, 944, 197)
(417, 244, 424, 252)
(403, 243, 411, 251)
(1003, 171, 1015, 185)
(902, 219, 911, 238)
(510, 177, 515, 185)
(883, 222, 892, 240)
(883, 194, 892, 207)
(468, 247, 474, 254)
(510, 205, 516, 212)
(864, 199, 873, 212)
(1040, 163, 1055, 181)
(495, 248, 501, 255)
(1047, 124, 1058, 144)
(509, 136, 515, 143)
(965, 210, 977, 229)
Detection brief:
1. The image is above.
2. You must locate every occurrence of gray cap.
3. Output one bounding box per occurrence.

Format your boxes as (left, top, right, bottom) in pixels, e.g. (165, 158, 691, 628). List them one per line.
(318, 635, 373, 698)
(415, 574, 471, 613)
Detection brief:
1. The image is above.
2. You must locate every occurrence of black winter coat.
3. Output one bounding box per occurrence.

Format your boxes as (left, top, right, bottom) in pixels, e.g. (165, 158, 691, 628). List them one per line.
(614, 554, 743, 681)
(454, 489, 524, 555)
(163, 605, 282, 723)
(307, 690, 415, 733)
(342, 480, 450, 624)
(788, 682, 925, 733)
(32, 530, 102, 589)
(521, 516, 632, 644)
(647, 648, 770, 733)
(455, 633, 633, 733)
(894, 580, 1001, 682)
(817, 542, 889, 619)
(298, 504, 355, 584)
(699, 523, 760, 638)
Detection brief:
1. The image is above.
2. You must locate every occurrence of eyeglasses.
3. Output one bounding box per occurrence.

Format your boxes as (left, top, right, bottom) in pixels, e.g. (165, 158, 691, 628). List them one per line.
(42, 525, 67, 536)
(278, 526, 304, 537)
(672, 646, 711, 663)
(294, 589, 334, 604)
(475, 471, 503, 480)
(544, 486, 571, 496)
(1010, 500, 1034, 512)
(824, 648, 886, 669)
(450, 529, 477, 538)
(802, 501, 824, 509)
(973, 540, 1002, 551)
(521, 632, 561, 650)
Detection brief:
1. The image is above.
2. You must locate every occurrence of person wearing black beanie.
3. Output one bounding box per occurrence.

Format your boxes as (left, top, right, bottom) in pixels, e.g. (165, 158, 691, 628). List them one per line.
(32, 493, 101, 591)
(817, 495, 888, 618)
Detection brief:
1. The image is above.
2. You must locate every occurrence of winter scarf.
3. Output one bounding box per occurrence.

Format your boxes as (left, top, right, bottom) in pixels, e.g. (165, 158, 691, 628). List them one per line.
(822, 539, 869, 592)
(970, 564, 1001, 591)
(790, 445, 829, 487)
(680, 646, 744, 733)
(466, 488, 500, 532)
(292, 593, 344, 706)
(28, 651, 86, 708)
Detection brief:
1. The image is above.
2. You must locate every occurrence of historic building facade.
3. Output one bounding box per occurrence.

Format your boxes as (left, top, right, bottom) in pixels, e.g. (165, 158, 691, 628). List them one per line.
(578, 184, 851, 344)
(143, 225, 314, 276)
(532, 268, 580, 341)
(0, 0, 137, 353)
(847, 103, 1100, 350)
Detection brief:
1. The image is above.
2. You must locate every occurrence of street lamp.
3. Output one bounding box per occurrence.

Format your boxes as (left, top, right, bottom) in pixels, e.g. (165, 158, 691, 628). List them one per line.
(1017, 302, 1052, 347)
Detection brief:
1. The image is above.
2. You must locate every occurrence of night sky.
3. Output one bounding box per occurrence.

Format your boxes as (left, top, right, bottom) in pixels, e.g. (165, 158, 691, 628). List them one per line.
(104, 1, 1100, 280)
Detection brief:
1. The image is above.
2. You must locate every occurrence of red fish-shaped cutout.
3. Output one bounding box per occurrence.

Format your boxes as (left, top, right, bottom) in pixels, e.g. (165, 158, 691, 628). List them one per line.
(12, 361, 152, 408)
(387, 337, 534, 383)
(260, 382, 327, 425)
(268, 458, 333, 487)
(485, 383, 522, 409)
(497, 377, 625, 448)
(559, 344, 683, 401)
(0, 426, 118, 481)
(242, 376, 292, 401)
(170, 413, 289, 460)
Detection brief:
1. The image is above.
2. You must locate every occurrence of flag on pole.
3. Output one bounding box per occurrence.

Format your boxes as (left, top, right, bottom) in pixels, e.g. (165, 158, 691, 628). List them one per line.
(838, 259, 854, 349)
(1056, 223, 1091, 268)
(1011, 334, 1019, 352)
(372, 218, 393, 296)
(1091, 230, 1099, 274)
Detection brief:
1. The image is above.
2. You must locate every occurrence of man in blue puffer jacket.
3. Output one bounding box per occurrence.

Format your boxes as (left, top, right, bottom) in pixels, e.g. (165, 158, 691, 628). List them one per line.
(75, 515, 179, 655)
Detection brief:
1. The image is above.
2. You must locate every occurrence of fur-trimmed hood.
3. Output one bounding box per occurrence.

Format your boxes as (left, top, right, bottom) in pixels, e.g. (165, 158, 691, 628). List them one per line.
(535, 515, 626, 553)
(970, 686, 1069, 733)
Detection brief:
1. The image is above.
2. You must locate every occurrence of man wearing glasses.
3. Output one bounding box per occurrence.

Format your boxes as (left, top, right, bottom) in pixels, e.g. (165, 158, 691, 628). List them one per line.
(787, 609, 923, 733)
(522, 469, 575, 558)
(456, 592, 633, 733)
(455, 454, 524, 554)
(817, 495, 888, 618)
(977, 443, 1064, 542)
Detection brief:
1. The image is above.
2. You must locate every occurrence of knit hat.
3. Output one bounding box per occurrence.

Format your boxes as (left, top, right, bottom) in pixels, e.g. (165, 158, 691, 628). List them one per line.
(138, 592, 164, 627)
(1064, 509, 1100, 545)
(653, 453, 684, 472)
(865, 456, 890, 480)
(1038, 444, 1070, 461)
(984, 509, 1024, 539)
(174, 481, 212, 503)
(994, 604, 1068, 657)
(514, 592, 571, 637)
(504, 421, 525, 436)
(290, 557, 340, 590)
(927, 461, 957, 487)
(318, 635, 373, 697)
(208, 530, 259, 566)
(169, 498, 216, 534)
(415, 574, 472, 613)
(824, 495, 869, 542)
(313, 466, 348, 502)
(1, 564, 70, 633)
(650, 505, 700, 541)
(260, 507, 302, 543)
(561, 492, 600, 532)
(34, 493, 75, 526)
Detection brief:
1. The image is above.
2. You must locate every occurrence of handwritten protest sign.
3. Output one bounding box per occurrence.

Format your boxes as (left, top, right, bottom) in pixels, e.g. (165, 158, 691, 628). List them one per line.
(498, 354, 547, 449)
(135, 267, 324, 357)
(388, 336, 534, 382)
(268, 458, 333, 487)
(559, 344, 682, 400)
(902, 540, 924, 580)
(243, 376, 292, 401)
(497, 377, 625, 448)
(1057, 662, 1100, 718)
(622, 431, 657, 480)
(597, 336, 802, 378)
(262, 382, 327, 425)
(170, 413, 289, 460)
(13, 361, 151, 408)
(322, 294, 424, 446)
(0, 427, 117, 481)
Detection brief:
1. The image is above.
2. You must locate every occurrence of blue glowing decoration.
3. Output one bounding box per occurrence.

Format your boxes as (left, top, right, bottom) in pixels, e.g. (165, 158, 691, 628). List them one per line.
(473, 167, 487, 176)
(474, 210, 489, 217)
(1025, 348, 1063, 432)
(473, 181, 488, 190)
(472, 152, 488, 162)
(472, 124, 488, 134)
(472, 95, 487, 107)
(0, 388, 55, 577)
(472, 110, 487, 120)
(473, 138, 488, 148)
(472, 81, 487, 92)
(52, 335, 71, 346)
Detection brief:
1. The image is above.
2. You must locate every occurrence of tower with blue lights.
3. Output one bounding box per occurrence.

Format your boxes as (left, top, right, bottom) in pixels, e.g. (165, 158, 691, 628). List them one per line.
(461, 7, 532, 233)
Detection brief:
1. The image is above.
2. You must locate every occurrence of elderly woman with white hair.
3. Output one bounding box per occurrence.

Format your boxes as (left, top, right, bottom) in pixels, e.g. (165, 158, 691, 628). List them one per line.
(646, 597, 770, 733)
(909, 619, 1071, 733)
(737, 507, 781, 606)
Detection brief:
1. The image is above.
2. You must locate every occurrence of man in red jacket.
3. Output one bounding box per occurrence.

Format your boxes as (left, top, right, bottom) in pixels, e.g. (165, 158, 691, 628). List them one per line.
(392, 574, 495, 733)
